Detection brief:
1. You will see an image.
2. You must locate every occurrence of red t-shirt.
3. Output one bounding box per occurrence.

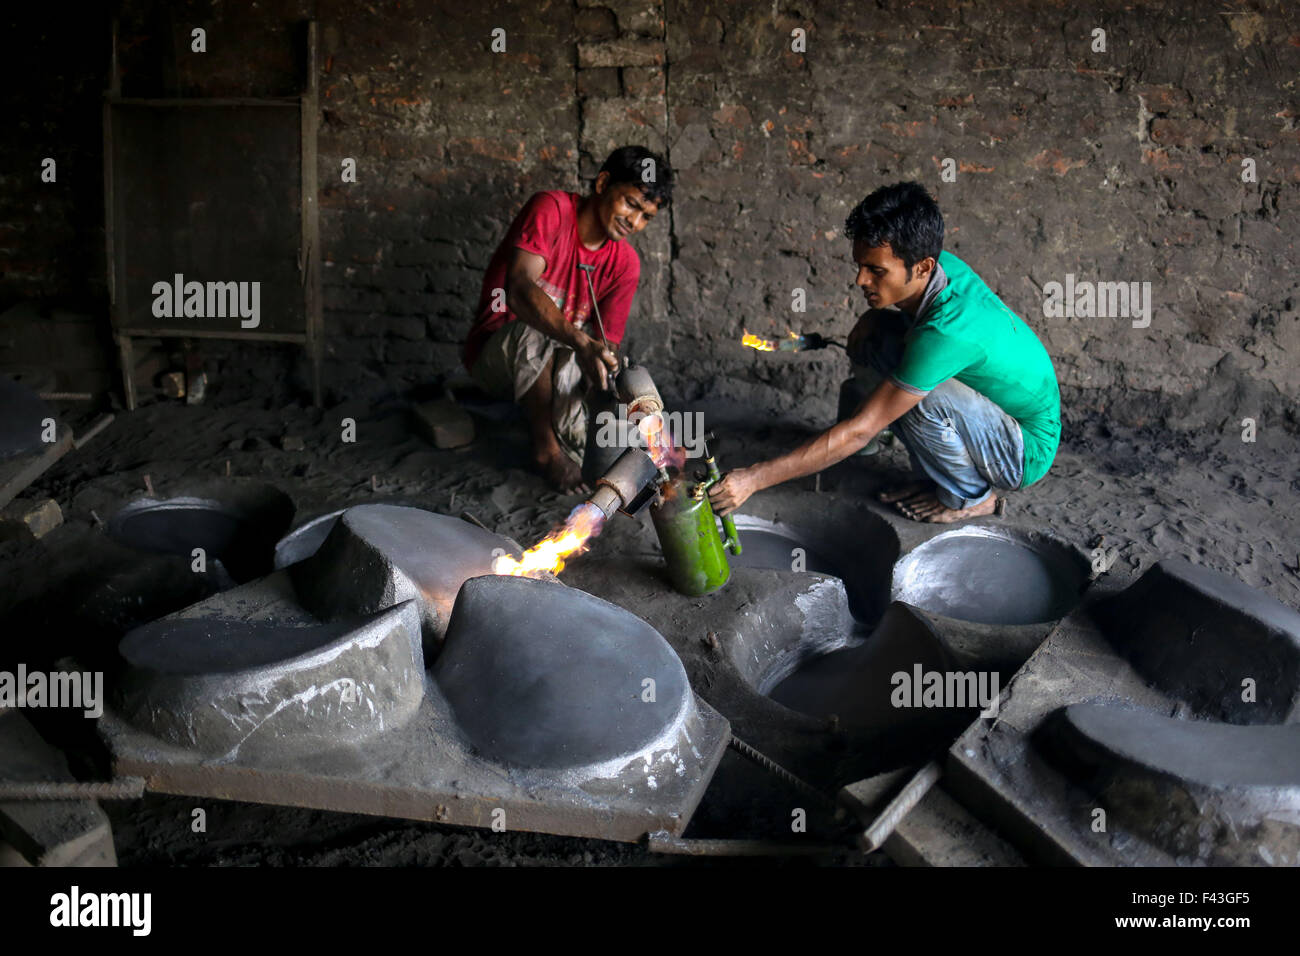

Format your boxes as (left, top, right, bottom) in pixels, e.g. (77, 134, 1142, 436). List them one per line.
(463, 191, 641, 369)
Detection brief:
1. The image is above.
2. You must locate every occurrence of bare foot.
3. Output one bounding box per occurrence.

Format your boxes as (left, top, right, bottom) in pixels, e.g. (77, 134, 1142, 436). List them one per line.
(892, 490, 1000, 523)
(877, 480, 933, 504)
(536, 450, 589, 495)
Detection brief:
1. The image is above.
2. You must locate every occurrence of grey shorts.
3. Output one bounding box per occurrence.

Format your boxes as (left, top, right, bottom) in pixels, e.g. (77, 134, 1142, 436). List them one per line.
(469, 320, 588, 463)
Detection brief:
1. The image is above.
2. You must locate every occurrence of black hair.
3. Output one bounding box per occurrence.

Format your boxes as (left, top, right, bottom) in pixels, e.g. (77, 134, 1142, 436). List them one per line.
(597, 146, 674, 207)
(844, 182, 944, 276)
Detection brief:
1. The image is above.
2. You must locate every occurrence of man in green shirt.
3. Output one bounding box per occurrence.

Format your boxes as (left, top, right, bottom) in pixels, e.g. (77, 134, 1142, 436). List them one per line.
(710, 182, 1060, 523)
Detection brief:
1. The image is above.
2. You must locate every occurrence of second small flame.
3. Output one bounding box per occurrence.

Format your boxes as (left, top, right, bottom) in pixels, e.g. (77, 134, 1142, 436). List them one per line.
(742, 330, 777, 352)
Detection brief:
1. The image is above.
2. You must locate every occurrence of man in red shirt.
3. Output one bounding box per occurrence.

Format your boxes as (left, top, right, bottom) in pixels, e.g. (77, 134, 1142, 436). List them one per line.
(464, 146, 673, 492)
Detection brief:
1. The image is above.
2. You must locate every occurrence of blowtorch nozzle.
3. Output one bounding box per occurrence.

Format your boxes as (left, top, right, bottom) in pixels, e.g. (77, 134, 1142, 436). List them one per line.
(790, 331, 831, 351)
(587, 447, 661, 519)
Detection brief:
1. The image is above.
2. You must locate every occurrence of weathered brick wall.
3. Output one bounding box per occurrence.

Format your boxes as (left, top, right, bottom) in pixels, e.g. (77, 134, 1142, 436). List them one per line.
(574, 0, 672, 371)
(316, 1, 580, 396)
(2, 0, 1297, 431)
(660, 0, 1300, 431)
(0, 8, 110, 312)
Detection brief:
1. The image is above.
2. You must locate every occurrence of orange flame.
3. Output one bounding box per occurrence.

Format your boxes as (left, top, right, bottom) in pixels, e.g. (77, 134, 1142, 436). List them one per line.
(741, 330, 776, 352)
(638, 412, 685, 470)
(492, 502, 607, 577)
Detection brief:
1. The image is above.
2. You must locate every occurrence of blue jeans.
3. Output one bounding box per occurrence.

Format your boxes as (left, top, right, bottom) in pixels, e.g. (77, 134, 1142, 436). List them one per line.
(850, 311, 1024, 510)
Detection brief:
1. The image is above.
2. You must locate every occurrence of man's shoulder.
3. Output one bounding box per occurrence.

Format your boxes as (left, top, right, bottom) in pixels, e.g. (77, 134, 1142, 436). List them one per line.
(614, 239, 642, 270)
(934, 251, 983, 298)
(929, 251, 1010, 322)
(521, 189, 576, 217)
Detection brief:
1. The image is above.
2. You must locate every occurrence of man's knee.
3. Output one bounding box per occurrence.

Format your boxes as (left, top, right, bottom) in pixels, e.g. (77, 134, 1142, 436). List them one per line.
(848, 309, 905, 369)
(898, 391, 957, 434)
(471, 320, 558, 403)
(468, 352, 512, 401)
(906, 377, 984, 430)
(518, 350, 556, 406)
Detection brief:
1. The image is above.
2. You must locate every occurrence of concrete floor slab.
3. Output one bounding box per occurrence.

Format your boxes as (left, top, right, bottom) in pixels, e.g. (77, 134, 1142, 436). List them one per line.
(101, 672, 730, 844)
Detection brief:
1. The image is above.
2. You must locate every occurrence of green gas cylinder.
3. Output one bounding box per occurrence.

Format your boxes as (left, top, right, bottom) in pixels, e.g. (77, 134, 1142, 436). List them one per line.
(651, 477, 737, 596)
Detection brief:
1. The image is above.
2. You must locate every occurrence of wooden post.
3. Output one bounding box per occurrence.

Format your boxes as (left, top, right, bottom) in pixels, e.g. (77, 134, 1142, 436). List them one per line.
(302, 19, 323, 407)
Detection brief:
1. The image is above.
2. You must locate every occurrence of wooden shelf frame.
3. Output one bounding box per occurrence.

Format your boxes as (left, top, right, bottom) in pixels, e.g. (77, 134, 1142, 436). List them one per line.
(103, 19, 322, 409)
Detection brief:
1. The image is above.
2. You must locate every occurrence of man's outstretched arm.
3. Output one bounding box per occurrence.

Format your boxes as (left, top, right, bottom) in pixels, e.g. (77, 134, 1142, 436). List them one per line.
(504, 248, 618, 390)
(709, 379, 925, 515)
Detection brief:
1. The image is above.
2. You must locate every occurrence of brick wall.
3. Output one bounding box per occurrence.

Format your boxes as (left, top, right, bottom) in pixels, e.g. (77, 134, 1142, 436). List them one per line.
(2, 0, 1297, 430)
(659, 0, 1300, 431)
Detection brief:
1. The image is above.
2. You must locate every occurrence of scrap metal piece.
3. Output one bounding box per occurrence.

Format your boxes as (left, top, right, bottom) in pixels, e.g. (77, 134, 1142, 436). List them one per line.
(859, 761, 942, 852)
(727, 736, 837, 810)
(0, 778, 146, 801)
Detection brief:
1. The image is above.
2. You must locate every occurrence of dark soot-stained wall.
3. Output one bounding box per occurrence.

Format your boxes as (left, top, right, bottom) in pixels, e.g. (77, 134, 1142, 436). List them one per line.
(2, 0, 1296, 431)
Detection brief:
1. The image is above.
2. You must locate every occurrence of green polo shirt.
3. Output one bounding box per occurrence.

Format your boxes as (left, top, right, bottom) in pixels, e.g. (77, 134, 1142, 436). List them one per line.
(890, 251, 1061, 487)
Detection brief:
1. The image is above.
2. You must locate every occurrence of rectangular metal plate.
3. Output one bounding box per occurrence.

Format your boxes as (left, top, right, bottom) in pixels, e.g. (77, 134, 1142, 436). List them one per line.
(101, 683, 730, 845)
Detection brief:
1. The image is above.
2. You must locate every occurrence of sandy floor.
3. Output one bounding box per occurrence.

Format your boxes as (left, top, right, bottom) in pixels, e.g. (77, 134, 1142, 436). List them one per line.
(2, 377, 1297, 866)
